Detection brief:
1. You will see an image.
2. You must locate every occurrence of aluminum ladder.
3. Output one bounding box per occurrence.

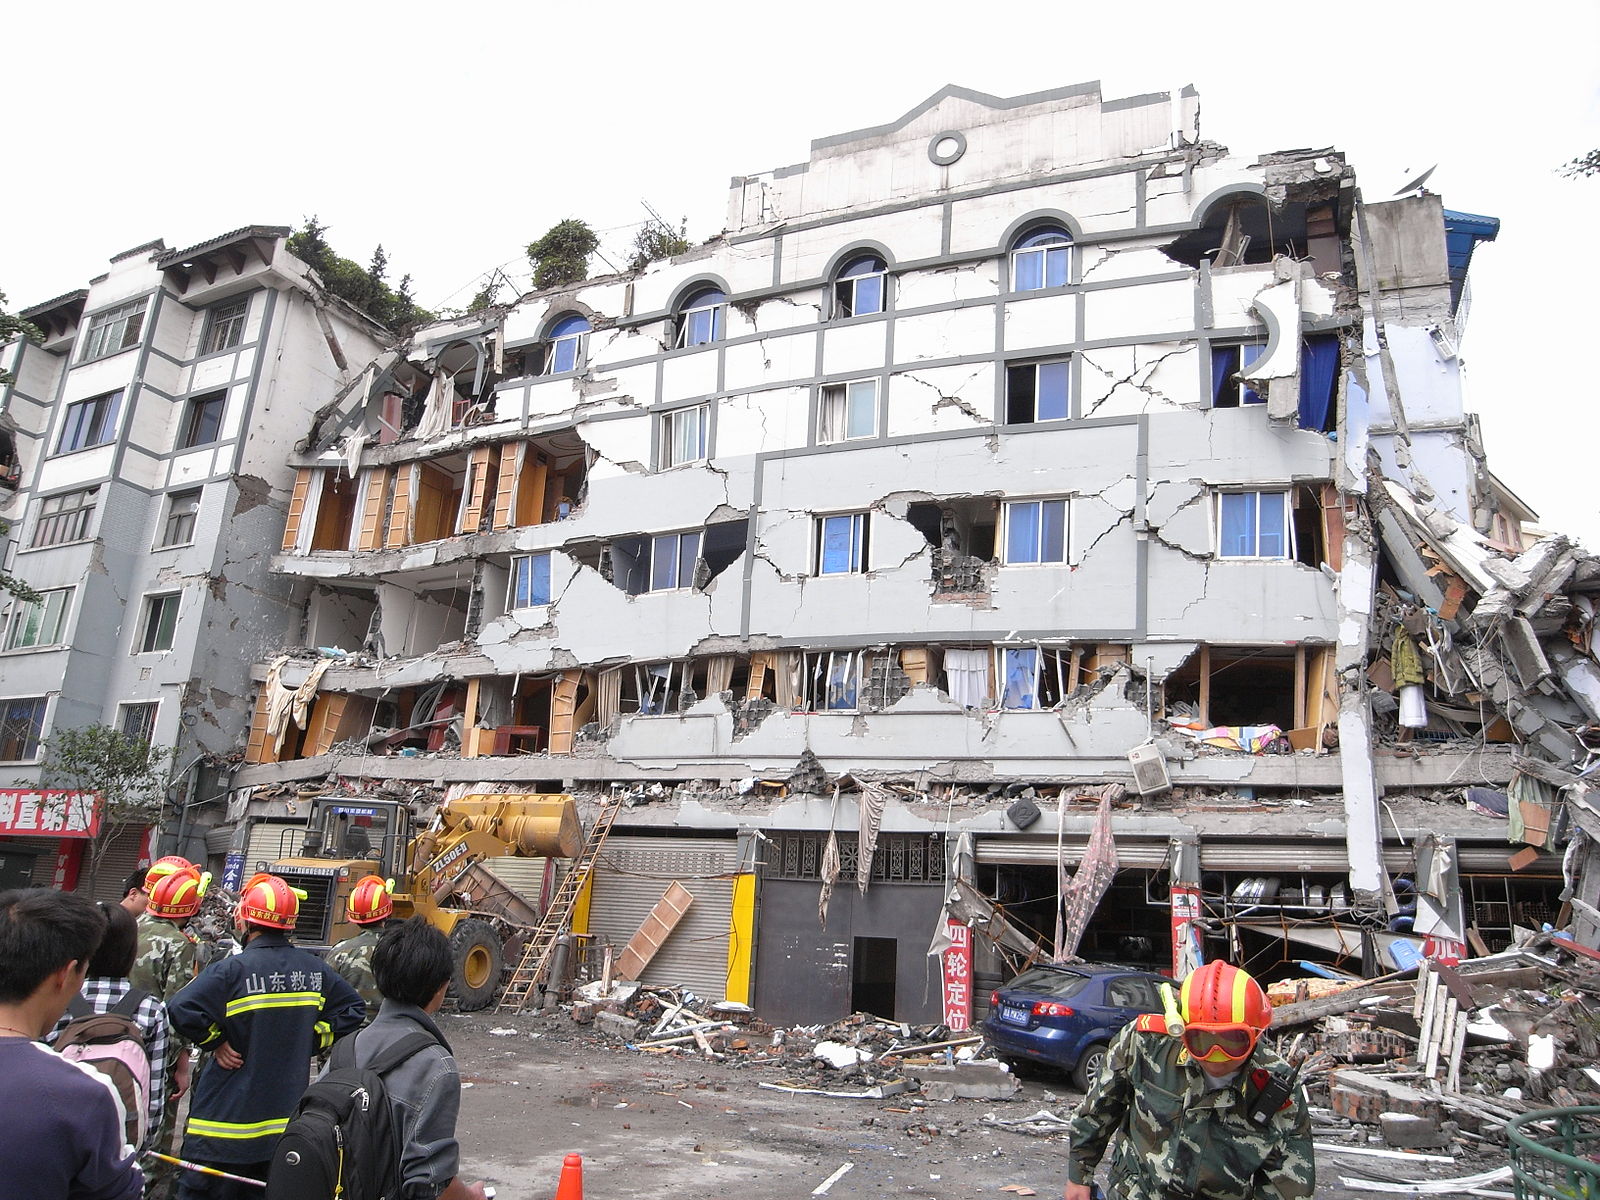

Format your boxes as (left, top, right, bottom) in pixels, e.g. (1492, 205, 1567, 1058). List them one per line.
(496, 794, 623, 1011)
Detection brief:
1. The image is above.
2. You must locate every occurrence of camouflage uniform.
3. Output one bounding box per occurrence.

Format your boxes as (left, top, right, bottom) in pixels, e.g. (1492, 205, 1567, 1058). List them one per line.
(1065, 1017, 1314, 1200)
(326, 926, 384, 1025)
(130, 914, 198, 1200)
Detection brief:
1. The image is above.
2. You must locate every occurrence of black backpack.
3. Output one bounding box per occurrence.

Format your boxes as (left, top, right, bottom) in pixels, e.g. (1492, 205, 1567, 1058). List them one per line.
(264, 1030, 438, 1200)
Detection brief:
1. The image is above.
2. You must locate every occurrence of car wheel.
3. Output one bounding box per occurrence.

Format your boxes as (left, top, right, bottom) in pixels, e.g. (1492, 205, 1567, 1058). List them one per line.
(1071, 1041, 1110, 1091)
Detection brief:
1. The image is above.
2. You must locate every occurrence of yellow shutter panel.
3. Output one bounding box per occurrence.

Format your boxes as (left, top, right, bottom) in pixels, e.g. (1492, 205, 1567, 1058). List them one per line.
(357, 468, 391, 551)
(281, 468, 313, 552)
(460, 446, 493, 535)
(385, 464, 414, 548)
(492, 441, 522, 530)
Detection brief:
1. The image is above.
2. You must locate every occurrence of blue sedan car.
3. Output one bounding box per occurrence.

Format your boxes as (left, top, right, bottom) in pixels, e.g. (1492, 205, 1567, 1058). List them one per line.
(982, 962, 1170, 1089)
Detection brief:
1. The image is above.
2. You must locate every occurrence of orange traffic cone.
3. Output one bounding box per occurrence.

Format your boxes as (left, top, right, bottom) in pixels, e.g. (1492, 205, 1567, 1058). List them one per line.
(553, 1152, 584, 1200)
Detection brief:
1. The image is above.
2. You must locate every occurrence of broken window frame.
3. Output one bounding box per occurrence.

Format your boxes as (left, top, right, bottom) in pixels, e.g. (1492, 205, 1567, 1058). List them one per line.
(3, 586, 73, 651)
(834, 255, 887, 318)
(1215, 490, 1294, 560)
(1210, 341, 1267, 407)
(649, 530, 701, 592)
(803, 650, 863, 712)
(508, 552, 553, 609)
(118, 700, 159, 746)
(30, 486, 100, 548)
(1010, 228, 1071, 291)
(179, 390, 227, 449)
(55, 390, 123, 454)
(1002, 498, 1069, 565)
(815, 512, 869, 575)
(199, 296, 249, 356)
(0, 697, 47, 762)
(157, 488, 202, 549)
(79, 298, 147, 363)
(675, 288, 727, 348)
(628, 660, 694, 715)
(659, 404, 710, 469)
(817, 378, 879, 444)
(137, 592, 181, 654)
(542, 314, 590, 375)
(994, 645, 1078, 710)
(1005, 358, 1072, 423)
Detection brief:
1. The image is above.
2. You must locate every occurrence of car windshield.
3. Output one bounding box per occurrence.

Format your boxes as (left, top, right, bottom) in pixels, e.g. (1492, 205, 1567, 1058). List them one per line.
(1005, 968, 1091, 1000)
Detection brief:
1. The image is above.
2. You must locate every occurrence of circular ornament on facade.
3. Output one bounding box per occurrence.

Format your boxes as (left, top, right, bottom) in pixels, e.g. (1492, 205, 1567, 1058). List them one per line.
(928, 131, 967, 166)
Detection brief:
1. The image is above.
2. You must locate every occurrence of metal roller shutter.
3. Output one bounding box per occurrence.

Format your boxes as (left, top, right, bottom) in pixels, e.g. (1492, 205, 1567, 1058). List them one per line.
(975, 837, 1173, 869)
(245, 818, 307, 874)
(84, 826, 151, 903)
(976, 837, 1554, 875)
(204, 825, 235, 857)
(585, 835, 738, 1001)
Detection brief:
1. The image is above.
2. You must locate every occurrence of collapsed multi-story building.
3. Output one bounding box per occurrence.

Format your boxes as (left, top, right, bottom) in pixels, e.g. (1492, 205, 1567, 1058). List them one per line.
(221, 81, 1592, 1025)
(0, 228, 387, 897)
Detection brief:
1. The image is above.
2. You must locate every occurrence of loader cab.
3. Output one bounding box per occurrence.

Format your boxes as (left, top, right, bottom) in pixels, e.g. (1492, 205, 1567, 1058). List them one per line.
(298, 799, 413, 881)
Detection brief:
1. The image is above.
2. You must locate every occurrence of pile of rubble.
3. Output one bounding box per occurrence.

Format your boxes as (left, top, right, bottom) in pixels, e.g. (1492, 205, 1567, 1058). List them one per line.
(568, 982, 1019, 1101)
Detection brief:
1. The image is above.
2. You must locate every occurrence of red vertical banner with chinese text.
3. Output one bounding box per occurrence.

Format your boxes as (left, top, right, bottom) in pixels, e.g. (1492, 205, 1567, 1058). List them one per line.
(940, 919, 973, 1031)
(1170, 885, 1203, 980)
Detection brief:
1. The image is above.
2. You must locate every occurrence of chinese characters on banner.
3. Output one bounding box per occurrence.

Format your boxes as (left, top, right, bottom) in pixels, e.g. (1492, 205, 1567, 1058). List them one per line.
(941, 919, 973, 1031)
(0, 790, 103, 839)
(1170, 885, 1203, 979)
(1423, 936, 1465, 966)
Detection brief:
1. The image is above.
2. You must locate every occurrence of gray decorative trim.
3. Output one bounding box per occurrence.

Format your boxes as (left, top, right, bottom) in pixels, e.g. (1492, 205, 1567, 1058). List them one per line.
(819, 239, 897, 280)
(226, 287, 278, 481)
(666, 274, 733, 314)
(1191, 182, 1269, 226)
(998, 208, 1085, 250)
(927, 131, 967, 166)
(809, 81, 1102, 153)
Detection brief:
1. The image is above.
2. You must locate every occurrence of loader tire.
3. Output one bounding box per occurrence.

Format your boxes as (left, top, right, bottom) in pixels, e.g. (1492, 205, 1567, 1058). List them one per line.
(449, 919, 503, 1011)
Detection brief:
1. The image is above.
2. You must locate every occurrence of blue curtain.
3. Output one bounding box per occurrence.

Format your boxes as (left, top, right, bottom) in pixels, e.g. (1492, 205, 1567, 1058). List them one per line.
(1210, 346, 1234, 405)
(1299, 336, 1339, 432)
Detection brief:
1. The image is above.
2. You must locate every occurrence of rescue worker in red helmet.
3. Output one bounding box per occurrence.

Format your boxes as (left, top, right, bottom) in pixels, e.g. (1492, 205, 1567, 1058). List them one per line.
(166, 873, 364, 1198)
(1063, 960, 1313, 1200)
(325, 876, 396, 1026)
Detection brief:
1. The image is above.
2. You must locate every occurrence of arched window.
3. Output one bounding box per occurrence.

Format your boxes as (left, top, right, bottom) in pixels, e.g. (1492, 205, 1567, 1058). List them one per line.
(675, 287, 726, 348)
(1011, 227, 1071, 291)
(834, 254, 887, 318)
(543, 314, 589, 375)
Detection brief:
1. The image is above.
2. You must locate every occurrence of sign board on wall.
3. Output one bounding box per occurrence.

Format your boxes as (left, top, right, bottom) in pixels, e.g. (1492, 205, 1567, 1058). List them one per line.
(0, 791, 102, 839)
(940, 919, 973, 1031)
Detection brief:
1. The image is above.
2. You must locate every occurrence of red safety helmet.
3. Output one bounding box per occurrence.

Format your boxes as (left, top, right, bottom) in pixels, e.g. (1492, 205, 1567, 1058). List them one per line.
(148, 867, 208, 919)
(1179, 961, 1273, 1064)
(144, 855, 197, 893)
(346, 875, 394, 925)
(236, 872, 301, 930)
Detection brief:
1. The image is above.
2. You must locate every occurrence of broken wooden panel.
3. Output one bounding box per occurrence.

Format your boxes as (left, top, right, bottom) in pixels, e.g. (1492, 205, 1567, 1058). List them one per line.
(548, 669, 581, 755)
(385, 463, 414, 548)
(356, 467, 392, 551)
(746, 652, 771, 701)
(412, 461, 459, 544)
(281, 468, 313, 552)
(243, 689, 280, 764)
(615, 881, 695, 980)
(460, 446, 495, 535)
(303, 692, 376, 757)
(900, 647, 930, 686)
(492, 441, 522, 530)
(515, 448, 548, 527)
(310, 470, 360, 552)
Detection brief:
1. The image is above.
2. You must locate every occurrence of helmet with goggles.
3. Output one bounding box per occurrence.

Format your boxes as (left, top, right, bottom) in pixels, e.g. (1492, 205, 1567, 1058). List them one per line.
(1178, 960, 1272, 1064)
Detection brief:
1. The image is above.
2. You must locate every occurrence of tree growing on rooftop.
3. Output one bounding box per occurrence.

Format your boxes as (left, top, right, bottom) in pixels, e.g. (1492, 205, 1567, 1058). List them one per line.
(286, 217, 432, 334)
(1563, 149, 1600, 178)
(628, 216, 691, 272)
(526, 219, 599, 291)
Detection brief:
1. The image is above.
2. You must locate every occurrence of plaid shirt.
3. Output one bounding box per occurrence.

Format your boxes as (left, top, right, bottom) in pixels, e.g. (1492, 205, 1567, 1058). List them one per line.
(48, 976, 173, 1142)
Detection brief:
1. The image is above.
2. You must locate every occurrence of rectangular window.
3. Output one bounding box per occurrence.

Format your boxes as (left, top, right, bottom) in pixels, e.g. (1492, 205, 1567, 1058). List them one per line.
(56, 390, 123, 453)
(544, 332, 584, 375)
(508, 553, 553, 608)
(650, 531, 701, 591)
(1210, 342, 1266, 407)
(31, 487, 99, 547)
(817, 379, 878, 444)
(1004, 499, 1068, 564)
(1013, 244, 1070, 291)
(0, 697, 46, 761)
(678, 303, 725, 348)
(816, 513, 868, 575)
(803, 650, 862, 711)
(159, 489, 201, 548)
(835, 272, 885, 318)
(1217, 491, 1291, 559)
(994, 645, 1082, 710)
(999, 647, 1040, 709)
(80, 300, 147, 362)
(119, 702, 159, 746)
(200, 297, 249, 355)
(138, 593, 181, 653)
(660, 405, 709, 468)
(1006, 360, 1071, 423)
(180, 391, 227, 449)
(4, 588, 72, 650)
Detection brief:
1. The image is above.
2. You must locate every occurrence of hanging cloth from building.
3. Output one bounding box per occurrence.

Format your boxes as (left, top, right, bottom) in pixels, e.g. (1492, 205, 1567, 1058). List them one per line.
(818, 786, 841, 929)
(704, 655, 735, 697)
(262, 655, 296, 750)
(856, 782, 889, 894)
(1390, 628, 1427, 688)
(1298, 336, 1340, 432)
(1055, 785, 1121, 960)
(288, 657, 335, 735)
(413, 371, 454, 441)
(942, 648, 989, 709)
(774, 651, 803, 709)
(1508, 771, 1556, 847)
(1413, 834, 1466, 943)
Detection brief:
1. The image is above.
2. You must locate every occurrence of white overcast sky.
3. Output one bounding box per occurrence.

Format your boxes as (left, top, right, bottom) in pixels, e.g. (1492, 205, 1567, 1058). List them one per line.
(5, 1, 1597, 547)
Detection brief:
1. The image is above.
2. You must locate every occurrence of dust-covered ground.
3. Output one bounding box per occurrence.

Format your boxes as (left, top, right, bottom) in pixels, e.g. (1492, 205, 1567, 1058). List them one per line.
(439, 1010, 1494, 1199)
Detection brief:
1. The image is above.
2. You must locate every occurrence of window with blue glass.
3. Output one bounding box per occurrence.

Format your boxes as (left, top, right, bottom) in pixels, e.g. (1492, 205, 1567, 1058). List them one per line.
(650, 531, 701, 591)
(834, 255, 887, 318)
(1006, 359, 1071, 423)
(56, 390, 124, 454)
(804, 650, 861, 711)
(659, 404, 709, 468)
(1004, 499, 1068, 565)
(508, 552, 553, 608)
(1216, 491, 1290, 558)
(999, 647, 1040, 709)
(543, 314, 590, 375)
(817, 379, 878, 444)
(676, 287, 726, 348)
(1210, 342, 1266, 407)
(1011, 227, 1071, 291)
(815, 513, 868, 575)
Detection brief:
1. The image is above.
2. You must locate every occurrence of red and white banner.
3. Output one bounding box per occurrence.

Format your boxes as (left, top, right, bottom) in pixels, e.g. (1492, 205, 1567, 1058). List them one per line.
(0, 790, 102, 839)
(940, 918, 973, 1031)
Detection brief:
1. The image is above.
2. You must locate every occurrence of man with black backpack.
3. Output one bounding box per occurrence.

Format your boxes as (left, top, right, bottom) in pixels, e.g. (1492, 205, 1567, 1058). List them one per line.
(267, 918, 488, 1200)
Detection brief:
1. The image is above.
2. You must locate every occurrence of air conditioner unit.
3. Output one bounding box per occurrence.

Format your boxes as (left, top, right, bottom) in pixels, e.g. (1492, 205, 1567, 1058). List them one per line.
(1128, 743, 1172, 796)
